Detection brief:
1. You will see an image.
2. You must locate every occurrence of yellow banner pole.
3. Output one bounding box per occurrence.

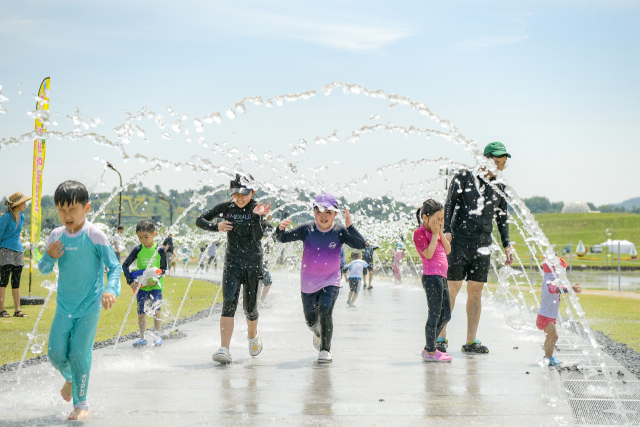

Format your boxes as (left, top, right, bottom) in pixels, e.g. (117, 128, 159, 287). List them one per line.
(29, 77, 50, 296)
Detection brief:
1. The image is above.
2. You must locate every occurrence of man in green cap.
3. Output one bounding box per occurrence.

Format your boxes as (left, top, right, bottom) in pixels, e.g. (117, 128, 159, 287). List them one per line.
(437, 142, 513, 354)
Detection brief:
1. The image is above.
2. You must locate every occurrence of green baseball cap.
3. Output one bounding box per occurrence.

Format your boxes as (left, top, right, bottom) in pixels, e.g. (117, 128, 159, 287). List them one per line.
(484, 141, 511, 158)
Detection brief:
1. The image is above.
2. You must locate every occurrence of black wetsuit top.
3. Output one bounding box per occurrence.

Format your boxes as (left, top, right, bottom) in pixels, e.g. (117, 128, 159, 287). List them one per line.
(195, 199, 265, 270)
(444, 170, 510, 259)
(362, 244, 379, 264)
(162, 236, 174, 254)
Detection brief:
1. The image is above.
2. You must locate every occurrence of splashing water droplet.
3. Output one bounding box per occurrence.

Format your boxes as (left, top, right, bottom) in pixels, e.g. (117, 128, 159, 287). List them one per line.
(226, 108, 235, 120)
(370, 114, 380, 120)
(155, 115, 166, 129)
(161, 132, 171, 140)
(553, 416, 567, 426)
(477, 247, 492, 255)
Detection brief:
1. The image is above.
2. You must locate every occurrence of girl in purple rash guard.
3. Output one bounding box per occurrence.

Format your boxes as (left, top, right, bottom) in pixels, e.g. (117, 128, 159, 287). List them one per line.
(274, 192, 366, 363)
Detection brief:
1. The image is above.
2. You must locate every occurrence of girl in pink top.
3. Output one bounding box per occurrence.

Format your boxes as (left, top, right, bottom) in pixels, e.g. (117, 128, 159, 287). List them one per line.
(413, 199, 452, 363)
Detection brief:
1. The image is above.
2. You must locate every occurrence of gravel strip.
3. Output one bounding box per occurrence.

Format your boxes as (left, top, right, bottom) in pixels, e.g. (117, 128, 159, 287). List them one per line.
(593, 329, 640, 379)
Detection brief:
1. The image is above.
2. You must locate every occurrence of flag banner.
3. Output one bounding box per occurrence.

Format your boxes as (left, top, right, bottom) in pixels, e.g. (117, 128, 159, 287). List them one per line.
(30, 77, 50, 265)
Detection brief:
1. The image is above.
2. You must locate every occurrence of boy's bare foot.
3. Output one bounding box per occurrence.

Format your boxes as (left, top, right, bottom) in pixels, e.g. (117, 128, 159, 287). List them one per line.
(68, 408, 91, 420)
(60, 381, 72, 402)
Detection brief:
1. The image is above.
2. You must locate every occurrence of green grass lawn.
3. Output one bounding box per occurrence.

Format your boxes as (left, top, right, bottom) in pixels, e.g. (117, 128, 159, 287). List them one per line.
(486, 282, 640, 352)
(509, 213, 640, 267)
(0, 270, 221, 366)
(523, 212, 640, 247)
(578, 294, 640, 352)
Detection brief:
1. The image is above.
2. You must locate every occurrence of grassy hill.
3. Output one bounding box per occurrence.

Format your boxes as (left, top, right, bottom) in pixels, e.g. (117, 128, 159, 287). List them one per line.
(508, 212, 640, 267)
(518, 213, 640, 246)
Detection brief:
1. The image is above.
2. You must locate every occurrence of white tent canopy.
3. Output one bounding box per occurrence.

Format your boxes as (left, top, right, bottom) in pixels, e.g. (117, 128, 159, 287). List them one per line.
(599, 240, 636, 254)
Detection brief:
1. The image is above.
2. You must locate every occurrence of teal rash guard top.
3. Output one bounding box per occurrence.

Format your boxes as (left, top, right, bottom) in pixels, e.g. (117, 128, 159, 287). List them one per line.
(39, 220, 121, 318)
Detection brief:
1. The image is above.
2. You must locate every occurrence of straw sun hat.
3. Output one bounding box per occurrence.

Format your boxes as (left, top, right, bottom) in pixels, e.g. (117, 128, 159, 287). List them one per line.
(5, 192, 32, 209)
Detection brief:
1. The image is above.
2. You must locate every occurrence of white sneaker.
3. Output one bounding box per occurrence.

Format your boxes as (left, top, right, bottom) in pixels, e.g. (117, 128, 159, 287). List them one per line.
(313, 334, 321, 351)
(248, 333, 263, 357)
(212, 347, 232, 364)
(318, 350, 332, 363)
(348, 301, 355, 308)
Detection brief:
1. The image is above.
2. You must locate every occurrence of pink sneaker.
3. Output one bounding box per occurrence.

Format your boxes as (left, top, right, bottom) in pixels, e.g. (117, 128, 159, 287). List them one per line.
(422, 349, 452, 363)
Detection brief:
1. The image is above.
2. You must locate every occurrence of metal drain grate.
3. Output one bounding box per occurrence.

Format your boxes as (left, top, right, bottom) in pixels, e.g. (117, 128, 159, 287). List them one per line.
(552, 331, 640, 425)
(560, 370, 635, 382)
(557, 344, 593, 352)
(566, 380, 640, 400)
(570, 399, 640, 426)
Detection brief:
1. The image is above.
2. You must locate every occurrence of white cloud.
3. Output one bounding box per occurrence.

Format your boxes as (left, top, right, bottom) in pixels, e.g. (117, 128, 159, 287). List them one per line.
(457, 35, 530, 51)
(264, 16, 413, 51)
(198, 5, 414, 52)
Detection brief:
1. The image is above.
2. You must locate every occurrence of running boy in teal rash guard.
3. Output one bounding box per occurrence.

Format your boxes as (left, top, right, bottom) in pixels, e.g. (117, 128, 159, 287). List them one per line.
(122, 220, 167, 347)
(38, 181, 121, 421)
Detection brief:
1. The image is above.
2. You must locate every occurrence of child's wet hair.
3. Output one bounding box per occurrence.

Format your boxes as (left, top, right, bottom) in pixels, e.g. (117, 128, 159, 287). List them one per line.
(416, 199, 444, 225)
(136, 220, 155, 233)
(54, 180, 89, 207)
(351, 250, 361, 259)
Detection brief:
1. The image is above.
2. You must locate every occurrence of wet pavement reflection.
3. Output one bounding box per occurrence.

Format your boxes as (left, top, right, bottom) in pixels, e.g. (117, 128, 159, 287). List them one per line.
(0, 272, 572, 426)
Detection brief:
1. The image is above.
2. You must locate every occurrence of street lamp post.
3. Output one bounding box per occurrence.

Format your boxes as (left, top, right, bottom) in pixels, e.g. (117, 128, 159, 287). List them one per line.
(605, 228, 613, 269)
(106, 162, 123, 227)
(438, 167, 450, 190)
(158, 195, 173, 225)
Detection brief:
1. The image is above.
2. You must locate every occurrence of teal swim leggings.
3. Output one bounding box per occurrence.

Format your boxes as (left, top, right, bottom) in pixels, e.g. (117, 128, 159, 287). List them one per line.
(47, 310, 101, 405)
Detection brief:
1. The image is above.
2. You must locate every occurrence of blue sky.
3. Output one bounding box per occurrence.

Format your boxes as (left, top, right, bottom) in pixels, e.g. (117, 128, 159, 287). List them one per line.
(1, 0, 639, 206)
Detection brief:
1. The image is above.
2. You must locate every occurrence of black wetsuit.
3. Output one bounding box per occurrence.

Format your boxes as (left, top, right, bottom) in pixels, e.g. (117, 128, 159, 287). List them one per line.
(444, 170, 510, 282)
(196, 199, 265, 320)
(362, 244, 379, 273)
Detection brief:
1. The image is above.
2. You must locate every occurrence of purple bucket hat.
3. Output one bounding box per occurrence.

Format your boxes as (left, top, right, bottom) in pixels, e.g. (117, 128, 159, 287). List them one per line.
(313, 192, 339, 212)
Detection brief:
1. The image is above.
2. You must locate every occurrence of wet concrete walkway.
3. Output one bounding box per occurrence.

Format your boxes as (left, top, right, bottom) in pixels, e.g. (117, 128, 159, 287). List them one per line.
(0, 272, 573, 426)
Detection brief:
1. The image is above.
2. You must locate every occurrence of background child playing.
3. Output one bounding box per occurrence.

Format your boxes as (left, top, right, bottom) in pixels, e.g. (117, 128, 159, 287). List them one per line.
(122, 220, 167, 347)
(362, 239, 379, 289)
(258, 217, 275, 306)
(275, 192, 365, 363)
(198, 246, 207, 271)
(196, 174, 270, 364)
(392, 242, 406, 284)
(181, 242, 190, 272)
(346, 251, 368, 307)
(414, 199, 452, 363)
(537, 257, 582, 366)
(38, 181, 121, 420)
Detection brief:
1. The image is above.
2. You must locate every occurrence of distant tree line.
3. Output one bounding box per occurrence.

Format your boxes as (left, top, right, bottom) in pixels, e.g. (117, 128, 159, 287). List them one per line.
(2, 185, 413, 233)
(523, 196, 640, 214)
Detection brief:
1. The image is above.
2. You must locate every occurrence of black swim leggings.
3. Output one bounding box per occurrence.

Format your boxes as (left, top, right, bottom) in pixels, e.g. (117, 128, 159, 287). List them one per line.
(422, 275, 452, 352)
(0, 265, 22, 289)
(221, 269, 260, 321)
(301, 286, 340, 352)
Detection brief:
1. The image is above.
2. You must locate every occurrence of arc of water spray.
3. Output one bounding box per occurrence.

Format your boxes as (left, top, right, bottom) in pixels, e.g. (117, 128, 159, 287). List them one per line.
(3, 80, 631, 421)
(15, 272, 58, 382)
